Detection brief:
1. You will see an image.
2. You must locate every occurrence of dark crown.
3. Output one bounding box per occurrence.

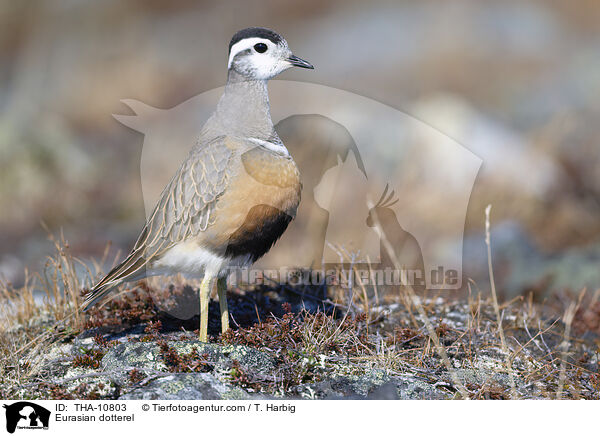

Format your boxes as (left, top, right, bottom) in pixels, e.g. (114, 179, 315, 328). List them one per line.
(228, 27, 283, 53)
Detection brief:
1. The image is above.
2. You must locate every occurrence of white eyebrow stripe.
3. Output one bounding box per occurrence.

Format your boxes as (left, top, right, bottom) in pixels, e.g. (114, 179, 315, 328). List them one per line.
(248, 137, 290, 156)
(228, 38, 272, 68)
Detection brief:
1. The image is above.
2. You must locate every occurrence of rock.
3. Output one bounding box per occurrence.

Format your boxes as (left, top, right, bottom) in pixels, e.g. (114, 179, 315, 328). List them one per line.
(394, 376, 450, 400)
(120, 373, 248, 400)
(100, 340, 276, 386)
(293, 370, 449, 400)
(61, 367, 119, 399)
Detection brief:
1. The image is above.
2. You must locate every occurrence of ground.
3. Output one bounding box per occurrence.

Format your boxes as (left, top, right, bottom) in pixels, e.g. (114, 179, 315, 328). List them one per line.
(1, 243, 599, 400)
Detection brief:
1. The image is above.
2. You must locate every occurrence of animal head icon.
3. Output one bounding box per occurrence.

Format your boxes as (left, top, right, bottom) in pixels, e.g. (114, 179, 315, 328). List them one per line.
(366, 184, 399, 229)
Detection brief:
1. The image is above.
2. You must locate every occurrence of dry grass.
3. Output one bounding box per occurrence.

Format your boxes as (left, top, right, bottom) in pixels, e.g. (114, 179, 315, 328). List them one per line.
(0, 231, 102, 396)
(0, 228, 599, 400)
(485, 205, 516, 397)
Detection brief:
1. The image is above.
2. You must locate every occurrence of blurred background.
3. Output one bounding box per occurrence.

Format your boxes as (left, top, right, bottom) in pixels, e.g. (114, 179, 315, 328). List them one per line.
(1, 0, 599, 298)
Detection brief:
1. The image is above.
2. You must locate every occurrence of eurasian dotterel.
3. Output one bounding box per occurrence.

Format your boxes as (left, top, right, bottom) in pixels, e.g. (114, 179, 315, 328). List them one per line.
(82, 27, 313, 341)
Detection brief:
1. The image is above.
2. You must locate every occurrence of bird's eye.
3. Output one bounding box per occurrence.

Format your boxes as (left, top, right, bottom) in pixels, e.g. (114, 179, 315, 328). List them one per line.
(254, 43, 268, 53)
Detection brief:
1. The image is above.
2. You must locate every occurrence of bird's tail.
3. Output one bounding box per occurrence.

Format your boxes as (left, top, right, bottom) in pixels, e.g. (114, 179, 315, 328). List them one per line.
(81, 251, 148, 311)
(81, 282, 120, 312)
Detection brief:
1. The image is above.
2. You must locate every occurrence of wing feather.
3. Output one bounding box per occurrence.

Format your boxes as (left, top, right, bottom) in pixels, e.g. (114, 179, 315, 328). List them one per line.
(82, 135, 235, 310)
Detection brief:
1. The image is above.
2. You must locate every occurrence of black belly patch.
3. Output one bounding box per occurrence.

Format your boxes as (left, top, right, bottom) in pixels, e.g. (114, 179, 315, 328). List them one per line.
(225, 204, 293, 263)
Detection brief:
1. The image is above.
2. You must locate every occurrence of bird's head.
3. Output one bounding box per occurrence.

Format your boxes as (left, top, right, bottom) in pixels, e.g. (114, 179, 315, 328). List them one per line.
(366, 184, 399, 228)
(228, 27, 313, 81)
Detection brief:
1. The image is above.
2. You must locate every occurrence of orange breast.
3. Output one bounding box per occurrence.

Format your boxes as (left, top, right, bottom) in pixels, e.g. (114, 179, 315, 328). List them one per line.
(200, 145, 301, 260)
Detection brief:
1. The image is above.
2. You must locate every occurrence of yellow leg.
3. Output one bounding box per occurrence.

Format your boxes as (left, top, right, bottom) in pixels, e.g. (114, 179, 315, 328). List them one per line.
(217, 277, 229, 334)
(199, 276, 212, 342)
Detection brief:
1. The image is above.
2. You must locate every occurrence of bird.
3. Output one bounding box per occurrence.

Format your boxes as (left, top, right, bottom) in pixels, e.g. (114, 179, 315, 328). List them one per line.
(366, 185, 425, 292)
(82, 27, 313, 342)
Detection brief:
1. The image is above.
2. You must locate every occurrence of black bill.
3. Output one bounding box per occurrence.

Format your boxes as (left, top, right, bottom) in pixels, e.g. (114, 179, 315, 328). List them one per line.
(287, 54, 314, 69)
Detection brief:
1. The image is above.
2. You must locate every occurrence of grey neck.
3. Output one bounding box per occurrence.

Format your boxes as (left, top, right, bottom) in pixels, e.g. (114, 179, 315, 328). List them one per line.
(202, 69, 277, 141)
